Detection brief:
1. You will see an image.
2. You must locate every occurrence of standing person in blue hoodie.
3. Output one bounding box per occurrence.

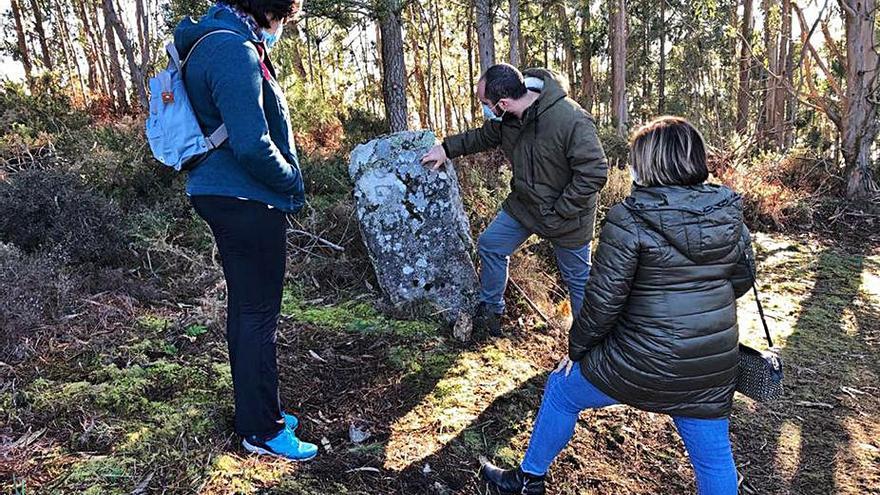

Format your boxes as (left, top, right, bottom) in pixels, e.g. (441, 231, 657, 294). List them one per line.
(174, 0, 317, 461)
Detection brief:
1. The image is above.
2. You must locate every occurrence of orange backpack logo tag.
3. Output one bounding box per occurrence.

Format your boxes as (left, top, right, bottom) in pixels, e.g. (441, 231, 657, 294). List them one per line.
(162, 91, 175, 104)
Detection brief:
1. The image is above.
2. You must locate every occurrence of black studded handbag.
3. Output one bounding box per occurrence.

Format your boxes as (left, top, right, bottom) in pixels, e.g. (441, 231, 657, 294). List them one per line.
(736, 252, 784, 402)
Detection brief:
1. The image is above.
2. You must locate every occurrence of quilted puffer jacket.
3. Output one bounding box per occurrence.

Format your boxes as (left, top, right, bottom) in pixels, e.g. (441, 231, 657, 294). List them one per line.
(569, 184, 754, 418)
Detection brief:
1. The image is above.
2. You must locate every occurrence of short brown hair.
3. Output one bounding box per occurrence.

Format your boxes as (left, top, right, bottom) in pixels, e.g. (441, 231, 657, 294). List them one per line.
(629, 116, 709, 187)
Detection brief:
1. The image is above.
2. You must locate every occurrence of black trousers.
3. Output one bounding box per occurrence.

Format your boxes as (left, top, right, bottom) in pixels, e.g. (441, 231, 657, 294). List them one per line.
(191, 195, 286, 438)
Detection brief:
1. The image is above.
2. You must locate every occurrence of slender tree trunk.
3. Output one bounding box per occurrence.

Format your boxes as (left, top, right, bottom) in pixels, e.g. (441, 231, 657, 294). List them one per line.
(579, 0, 594, 112)
(10, 0, 34, 88)
(287, 23, 308, 79)
(773, 0, 792, 149)
(556, 3, 576, 88)
(761, 0, 779, 146)
(378, 2, 408, 132)
(509, 0, 521, 66)
(104, 0, 148, 109)
(610, 0, 628, 136)
(474, 0, 495, 73)
(466, 3, 478, 121)
(839, 0, 880, 198)
(735, 0, 754, 133)
(658, 0, 667, 114)
(431, 0, 454, 132)
(75, 0, 99, 92)
(101, 0, 128, 110)
(135, 0, 151, 70)
(408, 4, 431, 128)
(29, 0, 53, 71)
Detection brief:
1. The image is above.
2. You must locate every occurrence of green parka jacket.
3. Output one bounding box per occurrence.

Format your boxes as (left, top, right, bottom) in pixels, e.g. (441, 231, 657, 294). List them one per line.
(443, 68, 608, 248)
(570, 184, 755, 419)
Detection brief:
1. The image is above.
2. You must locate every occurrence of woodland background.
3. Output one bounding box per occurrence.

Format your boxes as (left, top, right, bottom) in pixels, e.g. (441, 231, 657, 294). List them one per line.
(1, 0, 879, 493)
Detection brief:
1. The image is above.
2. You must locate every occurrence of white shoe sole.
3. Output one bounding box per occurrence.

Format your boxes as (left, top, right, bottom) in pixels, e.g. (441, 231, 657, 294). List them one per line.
(241, 439, 317, 462)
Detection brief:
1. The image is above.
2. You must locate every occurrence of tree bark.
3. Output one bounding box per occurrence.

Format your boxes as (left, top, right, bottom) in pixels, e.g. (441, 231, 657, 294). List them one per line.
(475, 0, 495, 73)
(10, 0, 34, 88)
(610, 0, 628, 137)
(761, 0, 779, 146)
(658, 0, 667, 114)
(735, 0, 753, 133)
(509, 0, 521, 66)
(378, 1, 408, 132)
(773, 0, 792, 149)
(101, 0, 129, 111)
(839, 0, 880, 198)
(29, 0, 54, 71)
(104, 0, 148, 109)
(467, 3, 478, 120)
(579, 0, 594, 112)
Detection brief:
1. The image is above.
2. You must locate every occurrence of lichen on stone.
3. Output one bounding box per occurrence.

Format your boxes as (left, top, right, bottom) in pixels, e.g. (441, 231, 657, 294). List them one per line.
(350, 130, 478, 323)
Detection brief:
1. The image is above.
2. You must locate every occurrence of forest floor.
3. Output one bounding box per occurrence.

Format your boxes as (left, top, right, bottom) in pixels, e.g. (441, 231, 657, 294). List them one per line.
(1, 230, 879, 494)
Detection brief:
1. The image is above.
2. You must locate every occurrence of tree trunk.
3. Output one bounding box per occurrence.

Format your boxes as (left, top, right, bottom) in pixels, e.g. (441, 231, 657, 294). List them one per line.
(10, 0, 34, 88)
(579, 0, 594, 112)
(104, 0, 148, 110)
(761, 0, 779, 146)
(75, 0, 100, 92)
(839, 0, 880, 199)
(773, 0, 792, 149)
(408, 4, 431, 128)
(29, 0, 53, 71)
(610, 0, 628, 137)
(657, 0, 667, 114)
(735, 0, 753, 133)
(102, 0, 129, 111)
(475, 0, 495, 73)
(467, 3, 478, 120)
(378, 2, 409, 132)
(509, 0, 521, 66)
(135, 0, 151, 69)
(556, 3, 577, 88)
(286, 23, 308, 79)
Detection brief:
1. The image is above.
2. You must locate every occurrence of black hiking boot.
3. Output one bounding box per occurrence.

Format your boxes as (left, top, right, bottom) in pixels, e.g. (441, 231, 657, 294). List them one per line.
(481, 463, 546, 495)
(474, 303, 503, 337)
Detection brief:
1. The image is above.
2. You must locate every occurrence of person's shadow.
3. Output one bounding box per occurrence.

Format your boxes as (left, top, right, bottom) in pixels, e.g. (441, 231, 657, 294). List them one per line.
(732, 248, 880, 495)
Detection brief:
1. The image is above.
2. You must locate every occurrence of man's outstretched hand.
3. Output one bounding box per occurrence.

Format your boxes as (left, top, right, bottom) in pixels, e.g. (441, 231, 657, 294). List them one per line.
(421, 144, 448, 170)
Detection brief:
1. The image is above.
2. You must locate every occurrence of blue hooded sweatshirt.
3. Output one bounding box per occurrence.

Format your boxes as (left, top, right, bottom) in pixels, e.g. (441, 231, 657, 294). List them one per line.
(173, 6, 305, 212)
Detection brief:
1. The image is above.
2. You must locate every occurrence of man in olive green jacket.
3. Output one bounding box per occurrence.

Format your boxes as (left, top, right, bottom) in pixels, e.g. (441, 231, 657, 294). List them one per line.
(422, 64, 608, 336)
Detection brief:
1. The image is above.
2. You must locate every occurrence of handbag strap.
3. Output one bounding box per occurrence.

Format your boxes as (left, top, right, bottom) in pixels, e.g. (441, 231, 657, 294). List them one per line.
(742, 242, 775, 348)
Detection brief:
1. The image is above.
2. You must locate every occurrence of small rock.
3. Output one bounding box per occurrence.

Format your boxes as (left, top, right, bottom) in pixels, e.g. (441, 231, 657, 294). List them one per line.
(453, 312, 473, 342)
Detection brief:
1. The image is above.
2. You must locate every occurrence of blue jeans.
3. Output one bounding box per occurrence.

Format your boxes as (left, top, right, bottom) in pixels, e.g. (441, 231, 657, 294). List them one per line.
(478, 210, 591, 316)
(520, 363, 738, 495)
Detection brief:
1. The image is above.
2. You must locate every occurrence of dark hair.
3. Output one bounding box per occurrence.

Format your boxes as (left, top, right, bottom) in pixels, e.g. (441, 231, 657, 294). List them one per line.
(222, 0, 298, 28)
(481, 63, 527, 103)
(629, 116, 709, 187)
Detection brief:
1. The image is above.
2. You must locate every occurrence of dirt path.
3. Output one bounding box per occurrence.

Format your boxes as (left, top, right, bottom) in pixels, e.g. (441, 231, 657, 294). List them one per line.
(1, 233, 878, 494)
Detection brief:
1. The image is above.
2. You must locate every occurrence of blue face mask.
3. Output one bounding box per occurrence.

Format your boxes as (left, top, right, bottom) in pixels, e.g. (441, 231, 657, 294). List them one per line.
(482, 103, 502, 122)
(263, 23, 283, 50)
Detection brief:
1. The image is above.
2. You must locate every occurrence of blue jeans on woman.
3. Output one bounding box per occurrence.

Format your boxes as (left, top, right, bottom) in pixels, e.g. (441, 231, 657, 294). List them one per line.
(478, 210, 592, 316)
(520, 362, 738, 495)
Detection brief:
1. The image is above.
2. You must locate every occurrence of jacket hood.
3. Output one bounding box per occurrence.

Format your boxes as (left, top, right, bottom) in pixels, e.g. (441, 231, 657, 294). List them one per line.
(173, 5, 259, 61)
(522, 67, 568, 117)
(624, 184, 744, 263)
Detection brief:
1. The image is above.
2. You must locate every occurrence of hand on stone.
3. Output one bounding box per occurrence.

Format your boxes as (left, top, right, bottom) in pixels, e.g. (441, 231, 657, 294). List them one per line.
(421, 144, 447, 170)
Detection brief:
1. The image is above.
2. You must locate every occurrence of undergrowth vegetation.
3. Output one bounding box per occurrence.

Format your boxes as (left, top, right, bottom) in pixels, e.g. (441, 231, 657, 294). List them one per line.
(1, 82, 878, 494)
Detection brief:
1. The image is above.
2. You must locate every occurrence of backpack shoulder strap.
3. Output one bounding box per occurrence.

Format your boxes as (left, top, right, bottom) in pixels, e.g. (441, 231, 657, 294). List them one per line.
(176, 29, 244, 69)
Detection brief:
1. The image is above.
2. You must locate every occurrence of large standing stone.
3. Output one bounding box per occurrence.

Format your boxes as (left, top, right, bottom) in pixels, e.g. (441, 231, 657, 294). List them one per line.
(349, 130, 478, 325)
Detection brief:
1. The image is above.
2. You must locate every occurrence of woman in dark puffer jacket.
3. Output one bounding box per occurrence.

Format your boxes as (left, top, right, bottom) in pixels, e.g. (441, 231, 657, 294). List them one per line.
(482, 116, 755, 495)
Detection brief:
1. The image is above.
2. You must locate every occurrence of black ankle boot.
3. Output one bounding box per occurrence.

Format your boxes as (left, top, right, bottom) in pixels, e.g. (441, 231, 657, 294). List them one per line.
(481, 462, 546, 494)
(474, 303, 503, 337)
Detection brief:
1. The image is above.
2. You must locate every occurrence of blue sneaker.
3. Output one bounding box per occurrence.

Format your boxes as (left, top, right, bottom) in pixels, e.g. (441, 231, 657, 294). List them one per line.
(283, 412, 299, 431)
(242, 428, 318, 462)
